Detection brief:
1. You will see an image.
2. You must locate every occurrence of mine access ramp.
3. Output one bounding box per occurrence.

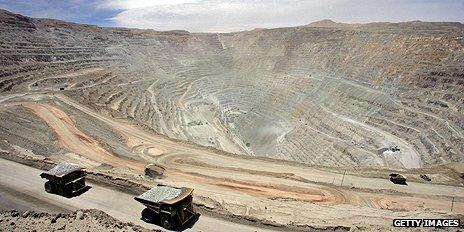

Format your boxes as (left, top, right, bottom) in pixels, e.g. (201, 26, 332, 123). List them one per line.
(134, 184, 196, 230)
(40, 163, 87, 197)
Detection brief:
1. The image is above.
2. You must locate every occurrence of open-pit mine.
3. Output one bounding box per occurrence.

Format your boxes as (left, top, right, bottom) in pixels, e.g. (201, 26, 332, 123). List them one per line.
(0, 9, 463, 231)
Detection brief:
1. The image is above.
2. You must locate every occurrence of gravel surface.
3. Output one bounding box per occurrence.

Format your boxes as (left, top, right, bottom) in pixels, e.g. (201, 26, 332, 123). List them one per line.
(44, 163, 81, 177)
(0, 209, 158, 232)
(137, 186, 182, 203)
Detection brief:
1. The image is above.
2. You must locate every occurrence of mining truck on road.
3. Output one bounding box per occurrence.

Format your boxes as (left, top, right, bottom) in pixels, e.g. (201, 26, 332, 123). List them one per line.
(134, 184, 196, 230)
(40, 163, 87, 197)
(389, 173, 407, 185)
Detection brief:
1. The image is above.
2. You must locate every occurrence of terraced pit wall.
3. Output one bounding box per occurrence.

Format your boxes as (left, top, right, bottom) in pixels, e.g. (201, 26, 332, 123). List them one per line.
(1, 9, 463, 169)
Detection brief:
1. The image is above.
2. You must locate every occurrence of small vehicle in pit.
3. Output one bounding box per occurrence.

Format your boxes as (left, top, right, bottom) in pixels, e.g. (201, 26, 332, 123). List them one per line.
(420, 174, 431, 182)
(389, 173, 407, 185)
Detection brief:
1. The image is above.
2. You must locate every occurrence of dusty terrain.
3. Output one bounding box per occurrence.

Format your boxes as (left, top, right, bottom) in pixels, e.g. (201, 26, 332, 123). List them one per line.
(0, 158, 285, 232)
(0, 9, 463, 231)
(0, 209, 156, 232)
(1, 9, 463, 169)
(1, 93, 462, 230)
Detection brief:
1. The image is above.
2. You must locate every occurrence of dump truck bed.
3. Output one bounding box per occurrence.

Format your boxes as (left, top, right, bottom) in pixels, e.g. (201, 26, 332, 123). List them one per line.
(40, 163, 82, 179)
(134, 185, 194, 206)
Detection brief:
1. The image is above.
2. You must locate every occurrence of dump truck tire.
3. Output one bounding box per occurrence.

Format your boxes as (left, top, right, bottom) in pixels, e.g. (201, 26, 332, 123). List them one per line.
(141, 208, 155, 223)
(44, 181, 55, 193)
(160, 214, 177, 230)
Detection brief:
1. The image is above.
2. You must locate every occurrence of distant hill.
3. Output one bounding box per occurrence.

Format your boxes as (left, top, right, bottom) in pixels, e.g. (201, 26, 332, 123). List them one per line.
(306, 19, 355, 28)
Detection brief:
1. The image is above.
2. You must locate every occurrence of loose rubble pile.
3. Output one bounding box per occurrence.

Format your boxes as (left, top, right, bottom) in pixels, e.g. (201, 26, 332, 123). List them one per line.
(0, 209, 158, 232)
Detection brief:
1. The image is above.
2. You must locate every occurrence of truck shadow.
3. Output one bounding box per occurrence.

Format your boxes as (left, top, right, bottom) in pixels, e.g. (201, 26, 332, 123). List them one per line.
(179, 213, 200, 231)
(68, 185, 92, 198)
(390, 180, 408, 185)
(142, 212, 201, 231)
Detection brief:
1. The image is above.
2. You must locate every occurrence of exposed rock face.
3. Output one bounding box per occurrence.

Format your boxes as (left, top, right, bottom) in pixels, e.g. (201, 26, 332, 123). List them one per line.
(1, 9, 463, 168)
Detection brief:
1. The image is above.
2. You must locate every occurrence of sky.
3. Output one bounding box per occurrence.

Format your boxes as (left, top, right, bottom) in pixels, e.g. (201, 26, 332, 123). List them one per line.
(0, 0, 463, 32)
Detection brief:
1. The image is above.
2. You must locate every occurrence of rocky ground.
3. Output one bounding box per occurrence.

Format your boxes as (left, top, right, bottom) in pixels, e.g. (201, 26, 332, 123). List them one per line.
(1, 9, 463, 169)
(0, 205, 461, 232)
(0, 209, 157, 232)
(0, 8, 463, 231)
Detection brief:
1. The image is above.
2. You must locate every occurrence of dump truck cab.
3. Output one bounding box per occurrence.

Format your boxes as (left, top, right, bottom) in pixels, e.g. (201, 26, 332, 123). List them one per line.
(134, 184, 196, 230)
(40, 163, 86, 197)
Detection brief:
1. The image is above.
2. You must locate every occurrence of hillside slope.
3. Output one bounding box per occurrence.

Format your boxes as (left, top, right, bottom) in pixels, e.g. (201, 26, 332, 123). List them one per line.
(1, 9, 463, 168)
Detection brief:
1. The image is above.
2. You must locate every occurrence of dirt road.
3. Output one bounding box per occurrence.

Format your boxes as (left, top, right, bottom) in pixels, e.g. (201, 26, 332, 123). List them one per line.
(1, 93, 463, 228)
(0, 158, 280, 232)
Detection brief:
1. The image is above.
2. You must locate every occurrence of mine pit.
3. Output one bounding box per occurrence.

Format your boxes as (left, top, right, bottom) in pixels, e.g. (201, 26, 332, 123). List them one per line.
(0, 8, 463, 232)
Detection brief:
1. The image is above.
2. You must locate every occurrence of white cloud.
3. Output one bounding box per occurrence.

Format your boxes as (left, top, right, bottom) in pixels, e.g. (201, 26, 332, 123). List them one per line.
(98, 0, 198, 10)
(99, 0, 464, 32)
